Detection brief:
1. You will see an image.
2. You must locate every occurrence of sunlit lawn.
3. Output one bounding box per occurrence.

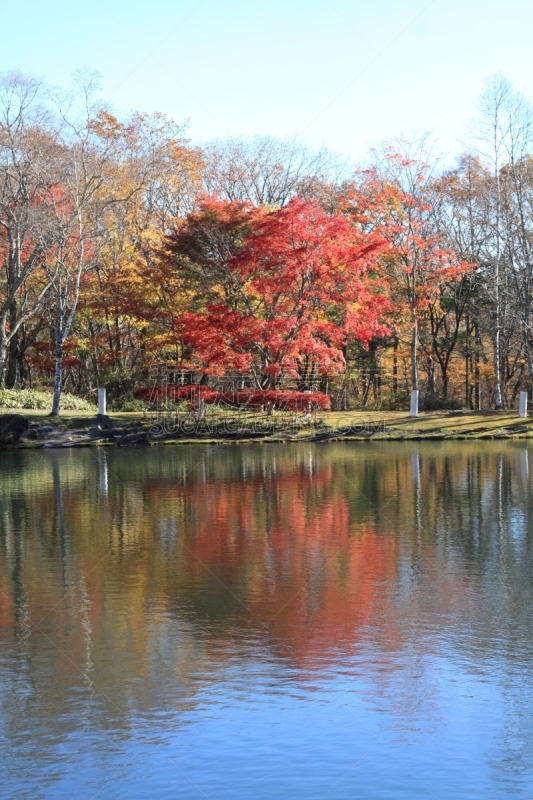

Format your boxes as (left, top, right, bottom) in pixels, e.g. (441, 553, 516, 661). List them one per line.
(8, 407, 533, 439)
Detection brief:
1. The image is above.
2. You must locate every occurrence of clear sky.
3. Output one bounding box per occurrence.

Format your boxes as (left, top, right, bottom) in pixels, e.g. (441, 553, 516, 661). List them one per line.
(2, 0, 532, 159)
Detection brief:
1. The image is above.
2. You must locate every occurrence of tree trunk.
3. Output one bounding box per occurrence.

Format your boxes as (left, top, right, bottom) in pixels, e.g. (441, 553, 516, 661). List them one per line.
(0, 345, 8, 388)
(523, 323, 533, 397)
(474, 321, 482, 410)
(392, 336, 398, 395)
(51, 334, 64, 416)
(493, 322, 503, 408)
(465, 314, 470, 408)
(5, 301, 18, 388)
(0, 316, 8, 388)
(410, 313, 419, 391)
(427, 356, 435, 396)
(493, 160, 503, 408)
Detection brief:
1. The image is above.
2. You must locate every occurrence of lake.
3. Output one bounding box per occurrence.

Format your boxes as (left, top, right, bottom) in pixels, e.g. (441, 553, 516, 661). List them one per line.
(1, 442, 533, 799)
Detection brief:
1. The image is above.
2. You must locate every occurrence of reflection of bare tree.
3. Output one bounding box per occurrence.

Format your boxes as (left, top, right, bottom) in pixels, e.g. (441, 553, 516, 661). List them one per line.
(488, 674, 533, 791)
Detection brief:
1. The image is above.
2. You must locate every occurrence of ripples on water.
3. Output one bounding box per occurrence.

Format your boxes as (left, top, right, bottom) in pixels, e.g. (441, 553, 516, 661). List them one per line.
(1, 442, 533, 798)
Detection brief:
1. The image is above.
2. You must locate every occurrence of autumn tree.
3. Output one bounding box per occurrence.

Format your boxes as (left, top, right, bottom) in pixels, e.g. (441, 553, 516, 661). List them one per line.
(483, 79, 533, 396)
(45, 73, 142, 415)
(0, 72, 63, 387)
(81, 111, 204, 394)
(347, 142, 472, 395)
(162, 196, 390, 385)
(467, 75, 532, 406)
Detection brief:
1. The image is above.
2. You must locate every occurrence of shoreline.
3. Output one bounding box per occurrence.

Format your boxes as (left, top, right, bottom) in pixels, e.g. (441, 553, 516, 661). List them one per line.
(2, 409, 533, 449)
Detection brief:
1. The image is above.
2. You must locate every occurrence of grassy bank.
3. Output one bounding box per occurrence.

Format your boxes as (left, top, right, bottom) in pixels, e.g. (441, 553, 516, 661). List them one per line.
(2, 408, 533, 448)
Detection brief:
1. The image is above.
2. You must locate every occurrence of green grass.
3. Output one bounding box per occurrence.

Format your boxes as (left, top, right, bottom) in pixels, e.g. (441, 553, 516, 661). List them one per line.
(7, 408, 533, 441)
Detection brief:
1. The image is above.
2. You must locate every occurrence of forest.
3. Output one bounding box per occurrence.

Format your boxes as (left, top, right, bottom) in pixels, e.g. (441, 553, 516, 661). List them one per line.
(1, 69, 533, 413)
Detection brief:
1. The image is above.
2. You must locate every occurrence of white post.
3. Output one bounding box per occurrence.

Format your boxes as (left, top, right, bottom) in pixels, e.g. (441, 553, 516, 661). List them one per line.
(98, 388, 107, 416)
(410, 390, 419, 417)
(519, 391, 528, 418)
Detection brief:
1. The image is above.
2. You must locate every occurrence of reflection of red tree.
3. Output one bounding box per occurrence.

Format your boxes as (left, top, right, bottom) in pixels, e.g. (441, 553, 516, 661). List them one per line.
(267, 527, 401, 670)
(166, 464, 401, 669)
(0, 571, 14, 632)
(0, 449, 474, 683)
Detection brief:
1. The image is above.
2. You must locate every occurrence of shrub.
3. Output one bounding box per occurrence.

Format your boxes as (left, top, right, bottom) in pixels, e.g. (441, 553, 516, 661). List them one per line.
(0, 414, 30, 443)
(421, 394, 463, 411)
(115, 398, 149, 413)
(380, 392, 411, 411)
(134, 385, 332, 411)
(0, 389, 96, 411)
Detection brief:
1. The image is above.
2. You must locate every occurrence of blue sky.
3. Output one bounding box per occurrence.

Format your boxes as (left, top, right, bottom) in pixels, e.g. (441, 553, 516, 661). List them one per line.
(3, 0, 532, 159)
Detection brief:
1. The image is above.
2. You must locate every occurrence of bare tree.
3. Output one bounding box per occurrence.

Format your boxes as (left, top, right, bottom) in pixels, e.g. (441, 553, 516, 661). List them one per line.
(470, 75, 516, 407)
(363, 137, 448, 394)
(46, 72, 134, 415)
(0, 72, 60, 387)
(203, 135, 347, 208)
(435, 154, 491, 407)
(498, 91, 533, 391)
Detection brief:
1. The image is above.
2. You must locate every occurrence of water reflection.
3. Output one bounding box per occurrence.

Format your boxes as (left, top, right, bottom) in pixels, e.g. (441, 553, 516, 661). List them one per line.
(1, 442, 533, 798)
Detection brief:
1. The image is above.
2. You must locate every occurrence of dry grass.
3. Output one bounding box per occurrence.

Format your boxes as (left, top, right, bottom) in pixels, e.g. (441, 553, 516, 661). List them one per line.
(8, 408, 533, 440)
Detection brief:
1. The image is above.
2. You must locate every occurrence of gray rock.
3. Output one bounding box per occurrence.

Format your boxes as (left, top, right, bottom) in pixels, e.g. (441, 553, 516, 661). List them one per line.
(35, 424, 56, 434)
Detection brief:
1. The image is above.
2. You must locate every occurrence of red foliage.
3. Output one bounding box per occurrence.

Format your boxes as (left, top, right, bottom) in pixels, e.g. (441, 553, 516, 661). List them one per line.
(343, 154, 474, 314)
(134, 384, 331, 411)
(164, 197, 391, 376)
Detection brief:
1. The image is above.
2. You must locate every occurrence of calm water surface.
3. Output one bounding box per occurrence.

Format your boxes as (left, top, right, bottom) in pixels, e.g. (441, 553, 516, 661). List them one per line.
(1, 442, 533, 799)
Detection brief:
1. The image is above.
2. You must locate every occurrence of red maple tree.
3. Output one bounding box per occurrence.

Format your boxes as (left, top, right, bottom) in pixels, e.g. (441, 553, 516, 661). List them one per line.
(163, 197, 390, 384)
